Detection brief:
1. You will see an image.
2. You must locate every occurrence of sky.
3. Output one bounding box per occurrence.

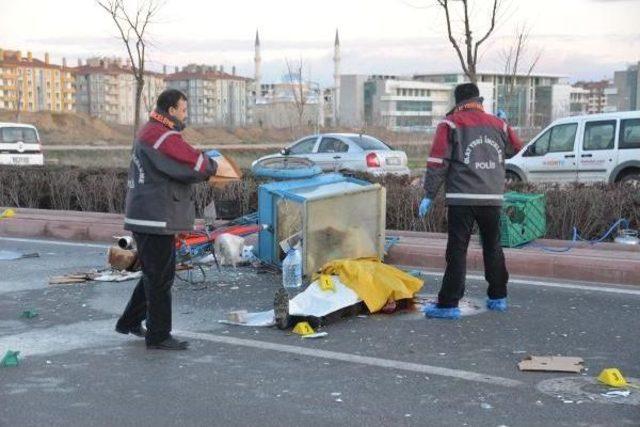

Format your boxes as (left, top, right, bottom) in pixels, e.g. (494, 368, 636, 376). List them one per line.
(1, 0, 639, 85)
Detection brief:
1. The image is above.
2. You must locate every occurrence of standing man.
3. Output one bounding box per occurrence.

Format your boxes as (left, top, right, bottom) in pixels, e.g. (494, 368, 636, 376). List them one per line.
(115, 89, 218, 349)
(419, 83, 522, 319)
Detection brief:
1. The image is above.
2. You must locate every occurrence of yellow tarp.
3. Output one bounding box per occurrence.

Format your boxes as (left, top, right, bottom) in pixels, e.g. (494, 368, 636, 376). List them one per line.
(316, 258, 424, 313)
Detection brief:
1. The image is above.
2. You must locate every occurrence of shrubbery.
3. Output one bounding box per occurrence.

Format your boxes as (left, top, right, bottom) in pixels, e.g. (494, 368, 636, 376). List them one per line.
(1, 166, 638, 240)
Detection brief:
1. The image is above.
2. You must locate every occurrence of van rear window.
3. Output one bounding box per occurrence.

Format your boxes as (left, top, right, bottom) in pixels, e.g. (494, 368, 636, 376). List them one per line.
(1, 127, 38, 143)
(620, 119, 640, 149)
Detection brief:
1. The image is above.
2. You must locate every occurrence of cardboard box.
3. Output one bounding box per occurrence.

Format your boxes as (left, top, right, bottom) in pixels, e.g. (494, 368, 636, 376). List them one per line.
(227, 310, 248, 324)
(518, 356, 585, 373)
(208, 155, 242, 188)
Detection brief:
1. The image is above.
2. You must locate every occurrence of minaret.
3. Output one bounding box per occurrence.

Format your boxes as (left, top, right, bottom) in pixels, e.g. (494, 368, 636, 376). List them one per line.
(254, 29, 261, 99)
(333, 28, 340, 127)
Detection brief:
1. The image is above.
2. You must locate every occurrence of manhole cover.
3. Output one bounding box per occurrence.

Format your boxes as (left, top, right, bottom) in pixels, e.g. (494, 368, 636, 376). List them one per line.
(537, 376, 640, 406)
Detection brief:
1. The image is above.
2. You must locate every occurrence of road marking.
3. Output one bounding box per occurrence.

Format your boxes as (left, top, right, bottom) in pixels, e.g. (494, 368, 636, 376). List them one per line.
(0, 319, 522, 388)
(0, 236, 109, 249)
(178, 330, 523, 388)
(416, 270, 640, 297)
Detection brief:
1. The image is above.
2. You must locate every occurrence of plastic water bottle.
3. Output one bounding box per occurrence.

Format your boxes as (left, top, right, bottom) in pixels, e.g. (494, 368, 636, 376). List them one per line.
(282, 245, 302, 290)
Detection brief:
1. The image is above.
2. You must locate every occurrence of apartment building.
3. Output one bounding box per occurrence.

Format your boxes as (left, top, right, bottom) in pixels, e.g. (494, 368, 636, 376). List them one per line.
(165, 64, 250, 127)
(572, 80, 612, 115)
(0, 48, 74, 113)
(74, 57, 165, 125)
(569, 86, 590, 115)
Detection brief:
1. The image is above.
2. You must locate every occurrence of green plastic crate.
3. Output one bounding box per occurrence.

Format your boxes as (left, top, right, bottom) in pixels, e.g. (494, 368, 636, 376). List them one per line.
(500, 192, 546, 247)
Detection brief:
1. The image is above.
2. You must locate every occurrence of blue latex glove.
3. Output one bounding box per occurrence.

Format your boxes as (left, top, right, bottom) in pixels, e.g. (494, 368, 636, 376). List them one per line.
(205, 149, 222, 158)
(418, 198, 432, 218)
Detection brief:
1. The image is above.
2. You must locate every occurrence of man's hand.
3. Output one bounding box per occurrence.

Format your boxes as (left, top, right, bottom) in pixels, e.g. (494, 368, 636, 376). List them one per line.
(418, 198, 432, 218)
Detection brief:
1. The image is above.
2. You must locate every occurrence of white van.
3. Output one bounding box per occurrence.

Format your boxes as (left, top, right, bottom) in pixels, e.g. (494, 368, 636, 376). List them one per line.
(506, 111, 640, 186)
(0, 123, 44, 166)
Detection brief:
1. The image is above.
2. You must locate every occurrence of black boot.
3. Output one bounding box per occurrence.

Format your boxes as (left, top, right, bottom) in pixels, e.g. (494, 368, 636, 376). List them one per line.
(115, 322, 147, 338)
(146, 336, 189, 350)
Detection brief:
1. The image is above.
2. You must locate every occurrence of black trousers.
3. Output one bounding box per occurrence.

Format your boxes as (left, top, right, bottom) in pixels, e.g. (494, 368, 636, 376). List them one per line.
(437, 205, 509, 308)
(117, 232, 176, 344)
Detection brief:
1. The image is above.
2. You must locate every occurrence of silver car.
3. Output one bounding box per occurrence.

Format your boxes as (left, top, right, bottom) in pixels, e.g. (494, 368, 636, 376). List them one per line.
(253, 133, 410, 176)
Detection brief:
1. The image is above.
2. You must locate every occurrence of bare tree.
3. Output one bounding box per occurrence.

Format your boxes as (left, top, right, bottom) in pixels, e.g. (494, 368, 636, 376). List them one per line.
(435, 0, 501, 84)
(97, 0, 161, 137)
(285, 58, 310, 131)
(499, 25, 542, 126)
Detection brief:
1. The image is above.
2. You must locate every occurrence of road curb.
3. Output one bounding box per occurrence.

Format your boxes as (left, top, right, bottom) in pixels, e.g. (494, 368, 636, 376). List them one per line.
(2, 208, 638, 286)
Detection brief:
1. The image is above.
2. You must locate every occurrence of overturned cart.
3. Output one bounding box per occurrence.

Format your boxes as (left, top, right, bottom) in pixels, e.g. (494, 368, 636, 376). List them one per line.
(250, 173, 423, 330)
(257, 173, 386, 280)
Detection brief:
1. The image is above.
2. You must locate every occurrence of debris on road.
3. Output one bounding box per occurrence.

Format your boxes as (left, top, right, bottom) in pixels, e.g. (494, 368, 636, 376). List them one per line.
(226, 310, 248, 323)
(113, 235, 134, 250)
(20, 309, 38, 319)
(218, 310, 275, 327)
(0, 250, 39, 260)
(49, 270, 141, 285)
(601, 390, 631, 398)
(518, 356, 585, 373)
(49, 272, 94, 285)
(1, 350, 20, 367)
(92, 271, 141, 282)
(301, 332, 328, 339)
(107, 246, 140, 271)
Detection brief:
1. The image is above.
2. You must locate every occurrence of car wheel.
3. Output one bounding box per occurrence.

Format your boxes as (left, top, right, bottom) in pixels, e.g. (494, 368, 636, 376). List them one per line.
(505, 171, 521, 184)
(619, 171, 640, 188)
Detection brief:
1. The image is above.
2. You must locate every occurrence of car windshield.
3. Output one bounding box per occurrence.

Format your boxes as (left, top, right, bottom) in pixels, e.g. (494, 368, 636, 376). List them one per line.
(1, 127, 38, 143)
(347, 135, 391, 151)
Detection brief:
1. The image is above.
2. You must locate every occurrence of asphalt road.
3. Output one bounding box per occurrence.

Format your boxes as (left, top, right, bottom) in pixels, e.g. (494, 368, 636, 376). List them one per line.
(1, 237, 639, 427)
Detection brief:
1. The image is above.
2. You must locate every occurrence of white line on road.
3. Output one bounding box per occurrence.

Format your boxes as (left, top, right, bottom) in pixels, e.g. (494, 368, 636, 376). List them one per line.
(178, 330, 523, 388)
(416, 270, 640, 297)
(0, 319, 522, 388)
(0, 236, 110, 249)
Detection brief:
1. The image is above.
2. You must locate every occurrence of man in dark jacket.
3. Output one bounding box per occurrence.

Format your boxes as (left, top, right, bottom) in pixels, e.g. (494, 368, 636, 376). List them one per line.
(115, 89, 218, 349)
(419, 83, 522, 319)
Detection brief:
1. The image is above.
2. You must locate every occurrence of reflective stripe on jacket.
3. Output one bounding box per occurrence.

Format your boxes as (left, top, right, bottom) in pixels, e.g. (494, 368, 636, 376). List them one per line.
(423, 100, 522, 206)
(124, 117, 217, 234)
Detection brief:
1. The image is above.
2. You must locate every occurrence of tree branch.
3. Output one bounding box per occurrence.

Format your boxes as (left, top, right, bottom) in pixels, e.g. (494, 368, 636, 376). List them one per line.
(97, 0, 161, 135)
(437, 0, 469, 77)
(473, 0, 499, 64)
(462, 0, 474, 74)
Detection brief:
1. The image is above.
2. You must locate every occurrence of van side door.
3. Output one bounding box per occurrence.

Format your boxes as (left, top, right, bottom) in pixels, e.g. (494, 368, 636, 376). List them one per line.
(521, 122, 579, 183)
(577, 119, 619, 183)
